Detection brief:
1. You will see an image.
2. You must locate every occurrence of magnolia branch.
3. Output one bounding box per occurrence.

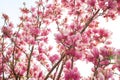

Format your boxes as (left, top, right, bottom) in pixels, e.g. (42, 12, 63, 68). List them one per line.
(80, 9, 100, 34)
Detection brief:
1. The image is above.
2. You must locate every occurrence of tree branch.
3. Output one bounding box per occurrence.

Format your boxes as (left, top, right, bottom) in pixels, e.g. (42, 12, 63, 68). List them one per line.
(44, 54, 65, 80)
(26, 45, 34, 79)
(80, 9, 100, 34)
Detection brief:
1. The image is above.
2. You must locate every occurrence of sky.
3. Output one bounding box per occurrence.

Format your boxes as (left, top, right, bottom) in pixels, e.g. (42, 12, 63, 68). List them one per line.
(0, 0, 35, 25)
(0, 0, 120, 78)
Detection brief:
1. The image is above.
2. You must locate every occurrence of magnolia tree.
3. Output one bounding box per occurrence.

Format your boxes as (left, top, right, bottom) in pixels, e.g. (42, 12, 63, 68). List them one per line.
(0, 0, 120, 80)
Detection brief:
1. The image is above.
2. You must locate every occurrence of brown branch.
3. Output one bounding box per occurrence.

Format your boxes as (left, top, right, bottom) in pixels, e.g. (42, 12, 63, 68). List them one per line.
(11, 44, 19, 80)
(26, 45, 34, 79)
(55, 60, 65, 80)
(44, 54, 66, 80)
(71, 56, 74, 69)
(1, 35, 5, 80)
(53, 63, 59, 80)
(80, 9, 100, 34)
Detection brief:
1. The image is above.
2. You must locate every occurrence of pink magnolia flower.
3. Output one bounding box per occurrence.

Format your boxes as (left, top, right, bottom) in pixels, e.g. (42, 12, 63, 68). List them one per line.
(86, 48, 99, 64)
(8, 22, 14, 28)
(87, 0, 96, 6)
(100, 60, 110, 66)
(41, 29, 50, 36)
(35, 1, 43, 6)
(20, 8, 29, 14)
(30, 7, 36, 12)
(38, 46, 44, 53)
(64, 67, 81, 80)
(2, 26, 12, 37)
(107, 0, 116, 9)
(99, 28, 110, 38)
(37, 54, 46, 61)
(29, 38, 36, 45)
(103, 69, 113, 79)
(30, 27, 40, 36)
(65, 60, 71, 69)
(14, 62, 27, 76)
(91, 47, 99, 58)
(55, 33, 67, 43)
(66, 48, 75, 56)
(100, 46, 114, 57)
(49, 54, 59, 63)
(97, 72, 105, 80)
(38, 71, 43, 78)
(2, 13, 9, 21)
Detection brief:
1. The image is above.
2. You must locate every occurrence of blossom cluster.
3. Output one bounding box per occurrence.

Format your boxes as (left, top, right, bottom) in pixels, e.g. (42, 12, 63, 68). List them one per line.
(0, 0, 120, 80)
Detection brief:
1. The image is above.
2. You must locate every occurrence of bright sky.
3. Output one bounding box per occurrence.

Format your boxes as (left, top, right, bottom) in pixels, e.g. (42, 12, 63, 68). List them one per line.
(0, 0, 120, 78)
(0, 0, 35, 25)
